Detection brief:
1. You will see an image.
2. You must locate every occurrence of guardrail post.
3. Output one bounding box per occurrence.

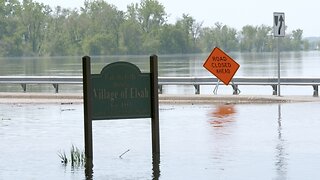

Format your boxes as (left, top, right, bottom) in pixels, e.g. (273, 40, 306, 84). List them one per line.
(194, 85, 200, 94)
(20, 84, 26, 92)
(231, 82, 240, 95)
(53, 84, 59, 93)
(313, 85, 318, 97)
(272, 85, 277, 95)
(232, 85, 238, 95)
(158, 85, 163, 94)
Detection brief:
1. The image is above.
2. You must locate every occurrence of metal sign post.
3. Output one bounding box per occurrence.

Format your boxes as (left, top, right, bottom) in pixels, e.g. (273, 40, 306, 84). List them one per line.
(277, 38, 281, 96)
(213, 80, 220, 94)
(274, 12, 285, 96)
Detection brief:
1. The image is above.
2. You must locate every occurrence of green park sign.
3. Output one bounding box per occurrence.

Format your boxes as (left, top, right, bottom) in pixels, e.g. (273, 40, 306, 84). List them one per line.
(82, 55, 160, 161)
(91, 61, 151, 120)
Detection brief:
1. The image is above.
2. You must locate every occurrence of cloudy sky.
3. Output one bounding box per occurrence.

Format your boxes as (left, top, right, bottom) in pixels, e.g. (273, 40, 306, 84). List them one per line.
(34, 0, 320, 37)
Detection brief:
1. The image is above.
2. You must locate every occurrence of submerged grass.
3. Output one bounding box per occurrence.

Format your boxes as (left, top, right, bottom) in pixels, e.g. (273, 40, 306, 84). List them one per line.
(58, 145, 85, 167)
(57, 150, 68, 164)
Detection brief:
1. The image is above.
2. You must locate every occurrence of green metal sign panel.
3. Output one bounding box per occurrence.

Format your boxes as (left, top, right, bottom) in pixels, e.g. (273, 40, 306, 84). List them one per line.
(91, 61, 151, 120)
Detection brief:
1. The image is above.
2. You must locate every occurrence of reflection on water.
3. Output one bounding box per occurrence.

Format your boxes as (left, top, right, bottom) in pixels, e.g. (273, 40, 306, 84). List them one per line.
(207, 104, 237, 173)
(152, 154, 160, 180)
(85, 160, 93, 180)
(209, 104, 236, 128)
(275, 104, 288, 180)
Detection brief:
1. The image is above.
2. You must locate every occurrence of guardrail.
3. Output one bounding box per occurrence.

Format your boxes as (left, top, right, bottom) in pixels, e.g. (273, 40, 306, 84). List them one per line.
(158, 76, 320, 96)
(0, 76, 82, 93)
(0, 76, 320, 96)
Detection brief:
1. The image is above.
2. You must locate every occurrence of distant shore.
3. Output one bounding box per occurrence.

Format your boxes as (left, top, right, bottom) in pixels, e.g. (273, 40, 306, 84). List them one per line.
(0, 92, 319, 104)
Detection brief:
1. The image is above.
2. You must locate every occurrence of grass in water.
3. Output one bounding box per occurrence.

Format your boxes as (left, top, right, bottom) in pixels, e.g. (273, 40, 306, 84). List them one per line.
(58, 145, 85, 167)
(58, 150, 68, 165)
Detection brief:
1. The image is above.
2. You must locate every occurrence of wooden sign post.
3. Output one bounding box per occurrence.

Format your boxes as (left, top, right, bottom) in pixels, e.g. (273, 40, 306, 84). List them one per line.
(82, 55, 160, 161)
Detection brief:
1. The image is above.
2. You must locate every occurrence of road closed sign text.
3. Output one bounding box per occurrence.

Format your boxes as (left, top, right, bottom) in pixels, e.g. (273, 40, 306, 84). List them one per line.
(203, 47, 240, 85)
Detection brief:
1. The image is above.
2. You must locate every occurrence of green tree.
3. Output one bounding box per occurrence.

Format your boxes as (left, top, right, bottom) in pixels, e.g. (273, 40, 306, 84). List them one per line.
(0, 0, 20, 55)
(240, 25, 257, 52)
(291, 29, 303, 50)
(42, 7, 80, 56)
(0, 0, 310, 56)
(118, 3, 143, 54)
(119, 20, 143, 54)
(303, 40, 310, 51)
(159, 24, 187, 54)
(81, 0, 124, 55)
(19, 0, 51, 55)
(82, 33, 117, 55)
(198, 22, 238, 52)
(137, 0, 167, 54)
(137, 0, 166, 33)
(174, 14, 202, 53)
(255, 25, 273, 52)
(213, 23, 238, 52)
(198, 27, 215, 52)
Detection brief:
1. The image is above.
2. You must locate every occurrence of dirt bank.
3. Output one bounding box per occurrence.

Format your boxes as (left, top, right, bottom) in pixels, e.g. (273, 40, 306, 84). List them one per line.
(0, 93, 319, 104)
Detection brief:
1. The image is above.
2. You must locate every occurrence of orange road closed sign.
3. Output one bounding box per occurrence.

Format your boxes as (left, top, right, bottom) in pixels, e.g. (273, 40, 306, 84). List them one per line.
(203, 47, 240, 85)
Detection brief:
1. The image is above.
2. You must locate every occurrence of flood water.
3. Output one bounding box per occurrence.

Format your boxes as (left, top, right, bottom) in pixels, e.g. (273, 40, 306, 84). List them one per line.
(1, 102, 320, 179)
(1, 51, 320, 95)
(1, 51, 320, 179)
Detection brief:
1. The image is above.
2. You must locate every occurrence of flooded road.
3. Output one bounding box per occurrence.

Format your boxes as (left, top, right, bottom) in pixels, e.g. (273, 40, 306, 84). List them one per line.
(1, 102, 320, 179)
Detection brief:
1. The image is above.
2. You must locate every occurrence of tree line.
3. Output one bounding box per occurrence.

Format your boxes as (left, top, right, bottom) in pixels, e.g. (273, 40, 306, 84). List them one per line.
(0, 0, 315, 57)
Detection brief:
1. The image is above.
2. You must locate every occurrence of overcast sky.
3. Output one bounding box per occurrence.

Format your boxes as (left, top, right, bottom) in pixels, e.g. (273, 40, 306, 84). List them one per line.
(34, 0, 320, 37)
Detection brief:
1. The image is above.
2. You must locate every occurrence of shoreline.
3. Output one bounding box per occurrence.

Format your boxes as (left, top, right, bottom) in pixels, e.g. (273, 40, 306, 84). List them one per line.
(0, 92, 319, 104)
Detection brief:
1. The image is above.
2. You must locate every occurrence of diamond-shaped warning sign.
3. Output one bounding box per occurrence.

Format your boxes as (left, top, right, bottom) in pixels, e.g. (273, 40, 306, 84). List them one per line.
(203, 47, 240, 85)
